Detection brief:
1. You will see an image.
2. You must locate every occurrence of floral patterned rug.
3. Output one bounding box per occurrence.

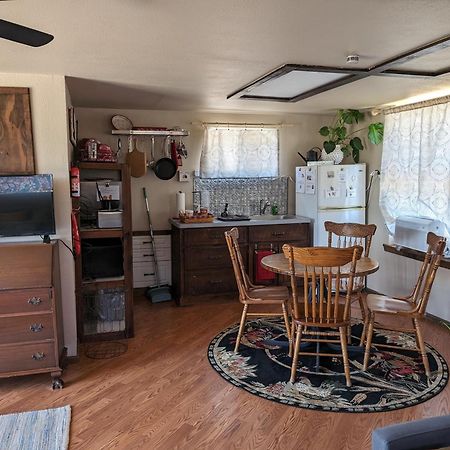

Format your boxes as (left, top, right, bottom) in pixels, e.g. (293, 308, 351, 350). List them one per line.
(208, 318, 448, 412)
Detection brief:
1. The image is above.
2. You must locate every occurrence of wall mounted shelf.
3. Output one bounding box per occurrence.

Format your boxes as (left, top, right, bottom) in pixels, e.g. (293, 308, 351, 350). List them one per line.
(112, 129, 189, 137)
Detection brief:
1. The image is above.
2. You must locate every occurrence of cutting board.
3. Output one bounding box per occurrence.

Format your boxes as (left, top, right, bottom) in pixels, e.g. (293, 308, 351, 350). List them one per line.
(126, 138, 147, 178)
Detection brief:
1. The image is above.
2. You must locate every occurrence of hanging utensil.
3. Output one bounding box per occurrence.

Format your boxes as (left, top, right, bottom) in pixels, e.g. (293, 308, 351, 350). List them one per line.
(151, 136, 177, 180)
(177, 138, 188, 158)
(126, 136, 147, 178)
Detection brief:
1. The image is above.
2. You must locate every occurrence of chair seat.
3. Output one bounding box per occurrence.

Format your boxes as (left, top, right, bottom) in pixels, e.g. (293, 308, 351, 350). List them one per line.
(292, 301, 349, 327)
(246, 286, 289, 304)
(365, 294, 416, 314)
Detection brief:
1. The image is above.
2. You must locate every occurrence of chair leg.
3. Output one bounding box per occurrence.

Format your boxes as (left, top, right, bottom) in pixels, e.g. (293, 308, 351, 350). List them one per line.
(289, 324, 302, 383)
(289, 319, 295, 357)
(363, 314, 374, 371)
(234, 304, 248, 353)
(360, 310, 370, 347)
(358, 292, 366, 322)
(414, 318, 431, 377)
(282, 302, 291, 341)
(339, 326, 352, 387)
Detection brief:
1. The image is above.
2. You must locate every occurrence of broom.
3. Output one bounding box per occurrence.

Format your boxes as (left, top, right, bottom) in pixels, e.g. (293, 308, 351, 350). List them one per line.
(143, 187, 172, 303)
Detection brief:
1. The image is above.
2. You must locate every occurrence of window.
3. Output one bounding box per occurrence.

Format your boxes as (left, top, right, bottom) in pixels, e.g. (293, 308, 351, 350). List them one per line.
(200, 126, 279, 178)
(379, 101, 450, 233)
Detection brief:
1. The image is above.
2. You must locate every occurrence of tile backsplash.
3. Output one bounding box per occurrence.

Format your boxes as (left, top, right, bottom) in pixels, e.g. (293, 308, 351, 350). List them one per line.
(193, 176, 289, 216)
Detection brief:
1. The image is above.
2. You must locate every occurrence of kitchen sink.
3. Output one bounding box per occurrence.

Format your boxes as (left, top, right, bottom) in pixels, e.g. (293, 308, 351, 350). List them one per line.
(249, 214, 297, 221)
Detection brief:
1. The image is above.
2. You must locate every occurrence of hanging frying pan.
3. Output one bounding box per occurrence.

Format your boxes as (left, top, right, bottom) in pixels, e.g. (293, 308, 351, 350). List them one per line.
(150, 136, 177, 180)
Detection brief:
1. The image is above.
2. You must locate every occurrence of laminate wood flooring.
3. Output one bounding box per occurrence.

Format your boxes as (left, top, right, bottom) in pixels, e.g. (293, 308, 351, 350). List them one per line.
(0, 293, 449, 450)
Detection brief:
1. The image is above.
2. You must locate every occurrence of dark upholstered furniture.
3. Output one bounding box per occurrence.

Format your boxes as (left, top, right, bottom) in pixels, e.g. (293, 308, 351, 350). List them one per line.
(372, 415, 450, 450)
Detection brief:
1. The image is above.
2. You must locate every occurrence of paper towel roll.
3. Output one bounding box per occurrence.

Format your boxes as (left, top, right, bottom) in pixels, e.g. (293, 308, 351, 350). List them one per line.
(176, 191, 185, 215)
(200, 190, 210, 209)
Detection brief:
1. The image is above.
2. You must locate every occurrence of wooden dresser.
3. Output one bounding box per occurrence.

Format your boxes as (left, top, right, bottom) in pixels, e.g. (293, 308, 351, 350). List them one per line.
(0, 242, 65, 389)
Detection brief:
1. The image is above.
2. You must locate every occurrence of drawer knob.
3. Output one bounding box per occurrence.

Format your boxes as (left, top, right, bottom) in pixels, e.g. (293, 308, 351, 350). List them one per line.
(143, 273, 155, 276)
(272, 232, 286, 237)
(30, 323, 44, 333)
(28, 297, 42, 305)
(32, 352, 45, 360)
(208, 255, 222, 260)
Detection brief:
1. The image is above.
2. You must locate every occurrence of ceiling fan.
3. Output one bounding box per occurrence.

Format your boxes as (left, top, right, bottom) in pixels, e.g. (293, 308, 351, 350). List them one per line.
(0, 1, 53, 47)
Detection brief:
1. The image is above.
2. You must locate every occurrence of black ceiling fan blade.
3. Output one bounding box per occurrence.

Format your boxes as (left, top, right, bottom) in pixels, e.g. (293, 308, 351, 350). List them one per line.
(0, 19, 53, 47)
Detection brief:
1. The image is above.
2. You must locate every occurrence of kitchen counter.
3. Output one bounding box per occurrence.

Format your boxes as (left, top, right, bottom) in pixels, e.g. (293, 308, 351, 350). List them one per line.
(170, 217, 312, 305)
(169, 215, 311, 229)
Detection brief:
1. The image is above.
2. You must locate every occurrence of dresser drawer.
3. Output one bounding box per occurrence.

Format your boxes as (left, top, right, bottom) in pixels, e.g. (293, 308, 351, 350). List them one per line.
(0, 314, 54, 344)
(184, 227, 248, 247)
(249, 224, 309, 243)
(0, 342, 56, 372)
(185, 269, 237, 295)
(133, 261, 171, 287)
(185, 245, 247, 270)
(0, 289, 52, 315)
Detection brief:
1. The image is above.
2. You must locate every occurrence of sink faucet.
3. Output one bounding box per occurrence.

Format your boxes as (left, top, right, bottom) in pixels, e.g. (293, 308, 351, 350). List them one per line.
(259, 199, 271, 215)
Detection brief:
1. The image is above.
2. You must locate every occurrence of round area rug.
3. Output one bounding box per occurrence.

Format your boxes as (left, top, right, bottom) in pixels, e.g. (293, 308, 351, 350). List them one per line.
(208, 318, 448, 413)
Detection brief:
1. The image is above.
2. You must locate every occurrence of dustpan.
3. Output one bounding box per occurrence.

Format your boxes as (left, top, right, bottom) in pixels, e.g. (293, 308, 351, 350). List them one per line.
(142, 187, 172, 303)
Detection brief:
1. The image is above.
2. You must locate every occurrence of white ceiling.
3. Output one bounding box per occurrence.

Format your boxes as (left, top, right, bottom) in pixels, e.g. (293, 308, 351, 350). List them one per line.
(1, 0, 450, 113)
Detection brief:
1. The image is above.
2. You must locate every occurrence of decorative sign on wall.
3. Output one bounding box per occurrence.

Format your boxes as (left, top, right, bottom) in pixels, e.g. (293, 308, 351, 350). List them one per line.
(0, 87, 35, 175)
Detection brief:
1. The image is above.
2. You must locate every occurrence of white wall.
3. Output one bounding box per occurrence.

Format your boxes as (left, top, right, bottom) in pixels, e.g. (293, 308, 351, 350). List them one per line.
(0, 73, 77, 356)
(76, 108, 328, 230)
(359, 120, 450, 321)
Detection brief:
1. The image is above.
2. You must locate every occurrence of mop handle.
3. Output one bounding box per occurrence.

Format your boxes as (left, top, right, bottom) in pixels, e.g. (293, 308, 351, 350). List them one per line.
(143, 187, 161, 287)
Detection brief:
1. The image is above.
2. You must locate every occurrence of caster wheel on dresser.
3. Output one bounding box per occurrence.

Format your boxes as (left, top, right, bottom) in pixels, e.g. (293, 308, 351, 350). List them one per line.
(52, 378, 64, 390)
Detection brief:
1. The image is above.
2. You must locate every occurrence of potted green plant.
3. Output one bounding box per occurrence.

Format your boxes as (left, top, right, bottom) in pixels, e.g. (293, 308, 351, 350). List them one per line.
(319, 109, 384, 163)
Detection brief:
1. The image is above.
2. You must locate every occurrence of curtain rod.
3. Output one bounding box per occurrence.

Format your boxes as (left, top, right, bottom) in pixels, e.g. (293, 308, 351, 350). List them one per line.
(383, 94, 450, 115)
(190, 121, 295, 128)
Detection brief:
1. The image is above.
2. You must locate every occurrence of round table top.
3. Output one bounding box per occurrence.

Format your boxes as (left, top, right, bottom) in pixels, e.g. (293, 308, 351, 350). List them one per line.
(261, 253, 379, 277)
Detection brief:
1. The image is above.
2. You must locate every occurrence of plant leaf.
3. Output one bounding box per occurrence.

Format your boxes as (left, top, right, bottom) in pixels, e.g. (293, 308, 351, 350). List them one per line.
(336, 126, 347, 140)
(341, 145, 351, 157)
(368, 122, 384, 144)
(323, 141, 336, 153)
(319, 126, 330, 136)
(350, 137, 363, 151)
(341, 109, 364, 125)
(352, 148, 360, 163)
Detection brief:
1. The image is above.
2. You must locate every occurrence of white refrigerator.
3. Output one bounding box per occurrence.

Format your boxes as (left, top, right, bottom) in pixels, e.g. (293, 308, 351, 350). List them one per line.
(295, 163, 366, 246)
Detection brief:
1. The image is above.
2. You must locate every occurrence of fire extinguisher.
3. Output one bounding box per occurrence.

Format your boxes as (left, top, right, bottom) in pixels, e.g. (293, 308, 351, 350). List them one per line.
(70, 165, 80, 197)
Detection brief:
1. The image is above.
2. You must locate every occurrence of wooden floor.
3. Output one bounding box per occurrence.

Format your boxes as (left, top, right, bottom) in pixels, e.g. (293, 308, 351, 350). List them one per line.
(1, 293, 450, 450)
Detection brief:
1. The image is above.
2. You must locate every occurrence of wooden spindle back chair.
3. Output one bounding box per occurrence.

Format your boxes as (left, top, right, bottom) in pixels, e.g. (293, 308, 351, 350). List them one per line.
(283, 244, 363, 387)
(362, 232, 446, 377)
(324, 221, 377, 324)
(225, 228, 291, 353)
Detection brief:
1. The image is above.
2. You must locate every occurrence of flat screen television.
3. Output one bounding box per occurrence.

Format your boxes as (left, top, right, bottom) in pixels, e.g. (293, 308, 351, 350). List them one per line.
(0, 174, 56, 239)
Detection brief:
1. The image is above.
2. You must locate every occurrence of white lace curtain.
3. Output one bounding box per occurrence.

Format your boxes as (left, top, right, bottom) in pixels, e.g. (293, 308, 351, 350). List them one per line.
(200, 126, 279, 178)
(380, 101, 450, 233)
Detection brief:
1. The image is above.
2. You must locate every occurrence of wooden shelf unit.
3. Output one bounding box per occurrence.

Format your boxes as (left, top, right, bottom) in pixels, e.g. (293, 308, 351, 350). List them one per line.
(73, 162, 134, 342)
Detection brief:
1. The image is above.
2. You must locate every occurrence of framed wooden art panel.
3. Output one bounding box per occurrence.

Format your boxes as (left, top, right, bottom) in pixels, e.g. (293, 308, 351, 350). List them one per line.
(0, 87, 35, 175)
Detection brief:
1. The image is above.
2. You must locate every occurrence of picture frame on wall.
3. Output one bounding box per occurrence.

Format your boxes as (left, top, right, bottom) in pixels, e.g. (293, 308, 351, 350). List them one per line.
(68, 107, 78, 147)
(0, 87, 35, 175)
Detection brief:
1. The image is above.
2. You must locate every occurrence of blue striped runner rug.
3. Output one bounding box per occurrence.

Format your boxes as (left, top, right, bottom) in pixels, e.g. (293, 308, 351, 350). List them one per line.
(0, 405, 71, 450)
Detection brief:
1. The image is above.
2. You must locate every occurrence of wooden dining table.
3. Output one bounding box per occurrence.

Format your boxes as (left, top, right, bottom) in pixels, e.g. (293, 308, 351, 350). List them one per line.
(260, 252, 380, 362)
(261, 253, 379, 278)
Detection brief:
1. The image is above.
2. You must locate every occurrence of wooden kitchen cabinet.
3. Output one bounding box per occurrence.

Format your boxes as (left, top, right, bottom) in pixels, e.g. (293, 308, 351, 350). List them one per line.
(171, 221, 311, 305)
(248, 224, 310, 285)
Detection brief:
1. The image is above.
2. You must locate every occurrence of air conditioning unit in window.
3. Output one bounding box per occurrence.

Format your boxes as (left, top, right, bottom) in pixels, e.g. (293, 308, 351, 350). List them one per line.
(393, 215, 448, 253)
